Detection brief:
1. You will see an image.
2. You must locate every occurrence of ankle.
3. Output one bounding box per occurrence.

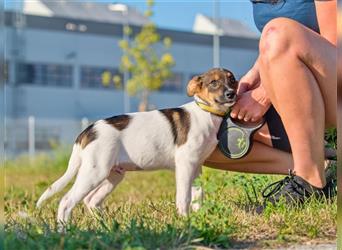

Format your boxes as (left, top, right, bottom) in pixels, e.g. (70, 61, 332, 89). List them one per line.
(294, 169, 326, 189)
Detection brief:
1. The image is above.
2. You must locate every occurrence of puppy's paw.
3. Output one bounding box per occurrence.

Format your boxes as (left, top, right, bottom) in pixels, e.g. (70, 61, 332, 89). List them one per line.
(176, 204, 189, 216)
(191, 202, 201, 212)
(57, 222, 67, 234)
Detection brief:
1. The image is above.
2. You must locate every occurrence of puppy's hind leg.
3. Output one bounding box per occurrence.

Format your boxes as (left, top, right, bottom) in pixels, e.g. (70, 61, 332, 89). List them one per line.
(83, 170, 125, 212)
(57, 153, 115, 224)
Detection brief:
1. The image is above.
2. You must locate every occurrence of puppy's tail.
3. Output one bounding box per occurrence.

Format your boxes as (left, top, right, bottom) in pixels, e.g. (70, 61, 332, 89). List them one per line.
(36, 144, 82, 208)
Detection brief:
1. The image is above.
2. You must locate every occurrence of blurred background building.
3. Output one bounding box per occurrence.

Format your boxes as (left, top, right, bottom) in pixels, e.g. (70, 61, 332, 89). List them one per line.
(3, 0, 259, 156)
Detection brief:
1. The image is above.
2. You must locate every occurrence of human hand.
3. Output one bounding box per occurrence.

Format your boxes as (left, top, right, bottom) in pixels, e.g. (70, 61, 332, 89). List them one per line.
(237, 64, 261, 96)
(230, 84, 271, 122)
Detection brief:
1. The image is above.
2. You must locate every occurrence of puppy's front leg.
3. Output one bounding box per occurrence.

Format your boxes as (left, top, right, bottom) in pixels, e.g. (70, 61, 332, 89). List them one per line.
(191, 166, 203, 212)
(175, 159, 199, 216)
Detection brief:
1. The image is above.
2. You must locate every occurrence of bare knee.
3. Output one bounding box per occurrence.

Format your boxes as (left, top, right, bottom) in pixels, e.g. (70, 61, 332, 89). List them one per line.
(259, 17, 302, 64)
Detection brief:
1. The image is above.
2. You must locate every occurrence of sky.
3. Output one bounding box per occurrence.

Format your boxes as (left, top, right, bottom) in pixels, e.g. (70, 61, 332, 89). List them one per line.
(117, 0, 257, 31)
(5, 0, 259, 33)
(119, 0, 258, 33)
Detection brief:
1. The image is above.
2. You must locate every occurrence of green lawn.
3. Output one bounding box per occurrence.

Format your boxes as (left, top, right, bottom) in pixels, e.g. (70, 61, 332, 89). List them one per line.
(4, 149, 336, 249)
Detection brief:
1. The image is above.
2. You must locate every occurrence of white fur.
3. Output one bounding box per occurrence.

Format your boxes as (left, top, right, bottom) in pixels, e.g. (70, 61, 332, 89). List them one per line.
(37, 101, 226, 224)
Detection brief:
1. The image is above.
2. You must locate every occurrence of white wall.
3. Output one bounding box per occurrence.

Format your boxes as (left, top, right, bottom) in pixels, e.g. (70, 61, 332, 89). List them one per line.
(24, 29, 123, 67)
(21, 28, 258, 75)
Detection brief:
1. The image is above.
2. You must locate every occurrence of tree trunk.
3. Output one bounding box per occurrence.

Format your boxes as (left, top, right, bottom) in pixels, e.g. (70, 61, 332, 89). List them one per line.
(138, 90, 149, 112)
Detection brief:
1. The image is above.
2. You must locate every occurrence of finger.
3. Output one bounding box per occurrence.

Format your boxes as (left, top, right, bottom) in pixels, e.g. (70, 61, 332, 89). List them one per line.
(251, 114, 261, 122)
(237, 82, 249, 96)
(230, 106, 239, 118)
(238, 109, 247, 120)
(244, 114, 251, 122)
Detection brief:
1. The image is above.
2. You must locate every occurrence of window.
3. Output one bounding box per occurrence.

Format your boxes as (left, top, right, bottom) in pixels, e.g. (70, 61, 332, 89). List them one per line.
(160, 72, 183, 93)
(80, 66, 122, 89)
(17, 63, 73, 87)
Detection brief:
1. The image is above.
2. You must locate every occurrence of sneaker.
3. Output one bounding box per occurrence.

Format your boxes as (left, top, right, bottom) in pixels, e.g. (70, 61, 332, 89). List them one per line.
(256, 170, 325, 214)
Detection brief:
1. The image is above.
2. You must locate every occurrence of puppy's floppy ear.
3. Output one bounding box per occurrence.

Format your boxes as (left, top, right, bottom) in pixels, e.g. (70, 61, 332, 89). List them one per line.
(227, 72, 238, 88)
(187, 75, 202, 97)
(225, 71, 236, 83)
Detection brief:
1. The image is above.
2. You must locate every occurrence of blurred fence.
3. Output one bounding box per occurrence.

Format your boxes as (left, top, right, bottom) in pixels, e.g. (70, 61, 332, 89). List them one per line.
(5, 116, 90, 158)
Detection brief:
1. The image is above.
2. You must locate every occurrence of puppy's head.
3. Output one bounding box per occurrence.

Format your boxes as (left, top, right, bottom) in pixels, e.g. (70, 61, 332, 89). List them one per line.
(187, 68, 238, 113)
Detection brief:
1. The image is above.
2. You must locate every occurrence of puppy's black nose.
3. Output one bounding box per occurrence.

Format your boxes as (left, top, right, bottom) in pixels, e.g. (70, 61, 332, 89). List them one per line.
(225, 91, 236, 100)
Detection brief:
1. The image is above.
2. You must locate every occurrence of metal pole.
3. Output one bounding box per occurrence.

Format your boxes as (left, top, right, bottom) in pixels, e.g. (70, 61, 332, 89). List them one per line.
(213, 0, 220, 68)
(81, 117, 89, 131)
(28, 116, 35, 157)
(123, 10, 130, 113)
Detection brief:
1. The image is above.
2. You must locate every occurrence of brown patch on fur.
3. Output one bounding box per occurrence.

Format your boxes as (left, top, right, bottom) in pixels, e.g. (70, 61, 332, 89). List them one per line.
(187, 76, 202, 97)
(159, 108, 191, 146)
(105, 115, 131, 130)
(75, 124, 97, 149)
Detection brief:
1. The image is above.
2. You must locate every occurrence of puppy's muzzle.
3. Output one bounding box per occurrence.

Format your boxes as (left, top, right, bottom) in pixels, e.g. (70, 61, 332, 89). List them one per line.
(221, 90, 237, 105)
(225, 90, 236, 101)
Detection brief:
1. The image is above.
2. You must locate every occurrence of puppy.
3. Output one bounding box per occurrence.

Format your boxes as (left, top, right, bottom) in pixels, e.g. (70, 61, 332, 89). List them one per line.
(37, 68, 238, 224)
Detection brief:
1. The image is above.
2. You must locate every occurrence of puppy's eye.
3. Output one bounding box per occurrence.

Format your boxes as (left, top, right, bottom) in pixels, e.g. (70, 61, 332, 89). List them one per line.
(210, 80, 219, 88)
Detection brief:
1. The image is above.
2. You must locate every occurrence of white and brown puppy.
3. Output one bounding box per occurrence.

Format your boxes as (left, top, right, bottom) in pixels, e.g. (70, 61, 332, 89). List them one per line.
(36, 68, 238, 224)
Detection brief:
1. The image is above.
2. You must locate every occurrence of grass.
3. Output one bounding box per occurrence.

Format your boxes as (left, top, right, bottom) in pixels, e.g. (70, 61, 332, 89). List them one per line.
(4, 148, 337, 249)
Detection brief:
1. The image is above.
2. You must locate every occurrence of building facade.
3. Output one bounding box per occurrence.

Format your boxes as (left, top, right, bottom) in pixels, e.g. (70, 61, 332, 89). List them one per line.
(3, 7, 259, 155)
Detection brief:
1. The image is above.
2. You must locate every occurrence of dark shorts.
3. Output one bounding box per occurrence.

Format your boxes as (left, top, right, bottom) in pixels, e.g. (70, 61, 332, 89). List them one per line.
(265, 105, 292, 153)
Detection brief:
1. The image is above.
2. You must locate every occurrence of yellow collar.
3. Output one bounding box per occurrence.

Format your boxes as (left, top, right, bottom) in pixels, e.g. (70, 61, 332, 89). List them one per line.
(194, 96, 229, 117)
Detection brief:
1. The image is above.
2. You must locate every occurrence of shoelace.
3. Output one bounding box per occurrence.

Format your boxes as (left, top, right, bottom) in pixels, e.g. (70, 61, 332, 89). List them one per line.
(261, 170, 306, 199)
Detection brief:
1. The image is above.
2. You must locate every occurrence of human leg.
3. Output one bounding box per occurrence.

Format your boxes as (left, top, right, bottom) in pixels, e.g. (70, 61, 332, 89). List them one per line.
(205, 134, 293, 175)
(258, 17, 336, 188)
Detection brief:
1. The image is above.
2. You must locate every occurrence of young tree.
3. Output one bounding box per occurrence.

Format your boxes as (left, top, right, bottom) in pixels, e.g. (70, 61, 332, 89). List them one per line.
(118, 0, 175, 111)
